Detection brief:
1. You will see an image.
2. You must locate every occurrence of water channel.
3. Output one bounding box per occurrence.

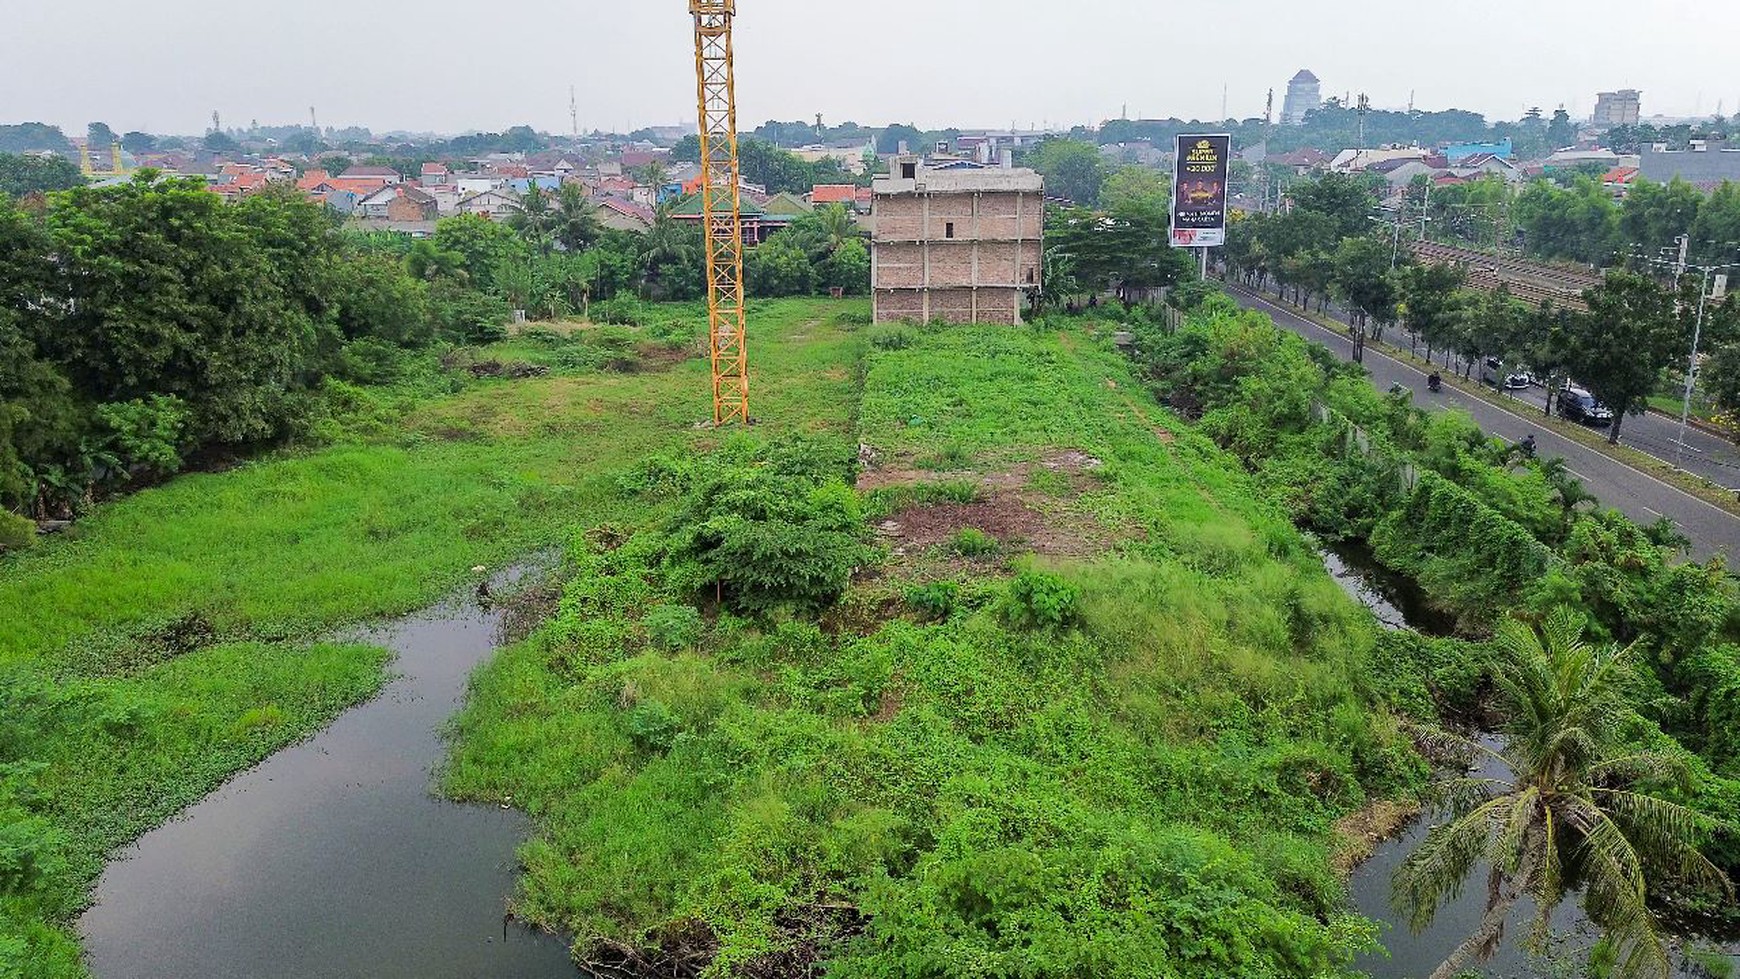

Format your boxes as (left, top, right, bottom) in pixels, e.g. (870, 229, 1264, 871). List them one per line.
(1317, 537, 1740, 978)
(70, 543, 1736, 977)
(78, 569, 579, 979)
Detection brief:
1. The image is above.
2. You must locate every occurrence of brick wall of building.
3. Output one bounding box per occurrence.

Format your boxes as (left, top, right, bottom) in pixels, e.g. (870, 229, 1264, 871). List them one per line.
(871, 168, 1043, 325)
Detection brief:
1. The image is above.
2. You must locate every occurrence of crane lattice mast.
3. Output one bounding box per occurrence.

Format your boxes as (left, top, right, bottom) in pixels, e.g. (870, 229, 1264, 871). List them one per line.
(690, 0, 750, 425)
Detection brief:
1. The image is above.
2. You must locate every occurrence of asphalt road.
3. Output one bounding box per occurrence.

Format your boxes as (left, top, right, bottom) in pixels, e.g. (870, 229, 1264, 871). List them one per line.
(1227, 286, 1740, 564)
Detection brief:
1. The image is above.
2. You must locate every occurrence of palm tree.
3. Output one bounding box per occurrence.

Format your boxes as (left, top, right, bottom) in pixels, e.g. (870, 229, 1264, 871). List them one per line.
(1395, 608, 1730, 979)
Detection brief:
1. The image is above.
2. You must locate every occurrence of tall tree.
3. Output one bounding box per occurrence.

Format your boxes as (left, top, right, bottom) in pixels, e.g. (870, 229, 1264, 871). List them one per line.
(1026, 139, 1107, 207)
(1395, 609, 1729, 979)
(1619, 178, 1703, 256)
(1546, 107, 1577, 150)
(0, 154, 84, 197)
(552, 182, 601, 252)
(1562, 271, 1684, 443)
(1397, 262, 1468, 362)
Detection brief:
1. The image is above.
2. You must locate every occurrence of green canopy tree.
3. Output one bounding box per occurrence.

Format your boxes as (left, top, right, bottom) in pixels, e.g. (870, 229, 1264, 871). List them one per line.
(1395, 609, 1730, 979)
(1619, 178, 1704, 256)
(1026, 139, 1107, 206)
(0, 153, 84, 197)
(1331, 235, 1401, 340)
(1561, 271, 1684, 443)
(38, 173, 327, 447)
(1397, 261, 1469, 363)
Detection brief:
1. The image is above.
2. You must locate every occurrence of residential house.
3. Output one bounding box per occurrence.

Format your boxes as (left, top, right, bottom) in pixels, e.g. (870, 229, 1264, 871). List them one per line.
(1330, 146, 1429, 174)
(594, 196, 654, 233)
(1443, 139, 1514, 163)
(457, 187, 523, 219)
(1268, 148, 1330, 174)
(359, 184, 439, 221)
(450, 173, 507, 196)
(760, 192, 812, 218)
(509, 176, 564, 196)
(1452, 153, 1524, 183)
(338, 165, 403, 188)
(667, 193, 789, 243)
(1601, 166, 1641, 195)
(420, 162, 450, 186)
(810, 184, 870, 212)
(1542, 147, 1635, 171)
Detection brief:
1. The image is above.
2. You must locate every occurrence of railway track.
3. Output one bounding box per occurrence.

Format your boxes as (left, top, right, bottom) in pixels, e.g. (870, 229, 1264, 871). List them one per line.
(1408, 240, 1596, 311)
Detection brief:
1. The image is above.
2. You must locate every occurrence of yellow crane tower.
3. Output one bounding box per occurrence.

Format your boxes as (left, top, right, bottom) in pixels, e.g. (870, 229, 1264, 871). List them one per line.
(689, 0, 750, 425)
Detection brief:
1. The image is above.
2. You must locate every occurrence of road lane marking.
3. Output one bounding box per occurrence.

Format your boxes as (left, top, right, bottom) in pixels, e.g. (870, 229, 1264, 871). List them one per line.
(1232, 287, 1740, 526)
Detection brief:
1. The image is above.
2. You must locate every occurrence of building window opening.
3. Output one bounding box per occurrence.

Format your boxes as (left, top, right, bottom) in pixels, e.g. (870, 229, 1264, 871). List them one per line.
(901, 162, 917, 179)
(945, 222, 955, 239)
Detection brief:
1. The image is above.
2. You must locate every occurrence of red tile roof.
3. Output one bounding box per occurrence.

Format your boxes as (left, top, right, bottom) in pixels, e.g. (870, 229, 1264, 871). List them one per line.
(1602, 166, 1640, 184)
(810, 184, 859, 204)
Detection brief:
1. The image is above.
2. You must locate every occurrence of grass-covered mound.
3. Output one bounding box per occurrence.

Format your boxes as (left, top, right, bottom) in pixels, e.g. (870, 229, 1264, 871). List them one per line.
(445, 320, 1426, 976)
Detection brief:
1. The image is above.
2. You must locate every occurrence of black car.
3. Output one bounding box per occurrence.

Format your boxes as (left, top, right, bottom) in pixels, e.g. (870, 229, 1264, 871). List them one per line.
(1557, 386, 1614, 427)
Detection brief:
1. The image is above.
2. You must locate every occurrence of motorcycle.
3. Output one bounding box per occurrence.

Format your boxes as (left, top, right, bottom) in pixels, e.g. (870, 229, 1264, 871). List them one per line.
(1427, 373, 1442, 394)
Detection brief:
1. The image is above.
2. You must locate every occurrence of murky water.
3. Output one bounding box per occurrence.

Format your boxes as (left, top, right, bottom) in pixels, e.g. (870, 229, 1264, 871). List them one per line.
(1316, 541, 1738, 976)
(1315, 536, 1458, 637)
(1346, 739, 1739, 978)
(79, 574, 578, 979)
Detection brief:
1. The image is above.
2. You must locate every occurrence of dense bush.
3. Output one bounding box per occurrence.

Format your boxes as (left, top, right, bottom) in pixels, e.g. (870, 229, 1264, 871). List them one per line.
(1369, 472, 1554, 626)
(0, 177, 448, 514)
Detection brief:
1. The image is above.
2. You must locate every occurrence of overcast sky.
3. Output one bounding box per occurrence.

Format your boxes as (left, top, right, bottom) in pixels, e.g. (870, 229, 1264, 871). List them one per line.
(6, 0, 1738, 137)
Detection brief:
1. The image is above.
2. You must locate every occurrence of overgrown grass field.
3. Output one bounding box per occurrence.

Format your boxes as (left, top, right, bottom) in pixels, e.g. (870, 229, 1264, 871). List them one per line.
(0, 299, 860, 976)
(441, 315, 1427, 976)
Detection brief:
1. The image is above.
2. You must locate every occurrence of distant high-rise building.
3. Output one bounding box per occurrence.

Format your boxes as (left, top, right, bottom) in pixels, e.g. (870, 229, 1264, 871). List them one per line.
(1281, 70, 1321, 126)
(1593, 90, 1642, 128)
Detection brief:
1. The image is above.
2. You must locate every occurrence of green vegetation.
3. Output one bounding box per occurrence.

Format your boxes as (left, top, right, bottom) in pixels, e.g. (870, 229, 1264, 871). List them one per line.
(1395, 610, 1729, 979)
(0, 154, 83, 198)
(445, 314, 1435, 976)
(0, 297, 856, 977)
(1220, 171, 1740, 434)
(1126, 288, 1740, 967)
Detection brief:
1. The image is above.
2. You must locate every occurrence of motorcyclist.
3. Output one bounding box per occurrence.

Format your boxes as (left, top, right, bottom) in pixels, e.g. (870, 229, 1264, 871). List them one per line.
(1427, 371, 1442, 393)
(1520, 434, 1537, 459)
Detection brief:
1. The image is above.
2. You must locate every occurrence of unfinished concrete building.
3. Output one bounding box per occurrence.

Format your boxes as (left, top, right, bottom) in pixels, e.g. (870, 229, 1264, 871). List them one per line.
(871, 155, 1043, 325)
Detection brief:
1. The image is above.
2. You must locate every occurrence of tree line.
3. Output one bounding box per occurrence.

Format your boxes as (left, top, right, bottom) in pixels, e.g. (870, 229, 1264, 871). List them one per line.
(0, 173, 872, 530)
(1220, 174, 1740, 443)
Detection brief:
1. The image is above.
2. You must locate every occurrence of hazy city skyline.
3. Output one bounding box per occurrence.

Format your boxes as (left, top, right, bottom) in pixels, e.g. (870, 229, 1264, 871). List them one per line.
(6, 0, 1738, 137)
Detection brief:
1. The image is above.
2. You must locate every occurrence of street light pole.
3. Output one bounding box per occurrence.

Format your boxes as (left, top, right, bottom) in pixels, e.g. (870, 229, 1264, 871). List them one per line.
(1677, 267, 1713, 461)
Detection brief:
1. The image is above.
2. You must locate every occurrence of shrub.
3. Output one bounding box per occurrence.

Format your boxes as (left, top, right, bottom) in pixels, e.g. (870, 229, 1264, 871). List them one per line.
(0, 513, 33, 553)
(659, 438, 874, 614)
(950, 528, 999, 558)
(644, 604, 705, 652)
(866, 326, 916, 351)
(904, 581, 959, 621)
(623, 699, 682, 754)
(1002, 569, 1081, 631)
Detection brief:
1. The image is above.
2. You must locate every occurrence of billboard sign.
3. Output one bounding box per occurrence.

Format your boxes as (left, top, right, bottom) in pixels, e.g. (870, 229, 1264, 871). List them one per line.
(1171, 134, 1231, 248)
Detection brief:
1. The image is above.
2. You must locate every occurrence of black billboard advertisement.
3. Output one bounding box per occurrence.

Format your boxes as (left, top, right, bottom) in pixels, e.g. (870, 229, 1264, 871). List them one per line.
(1171, 134, 1231, 248)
